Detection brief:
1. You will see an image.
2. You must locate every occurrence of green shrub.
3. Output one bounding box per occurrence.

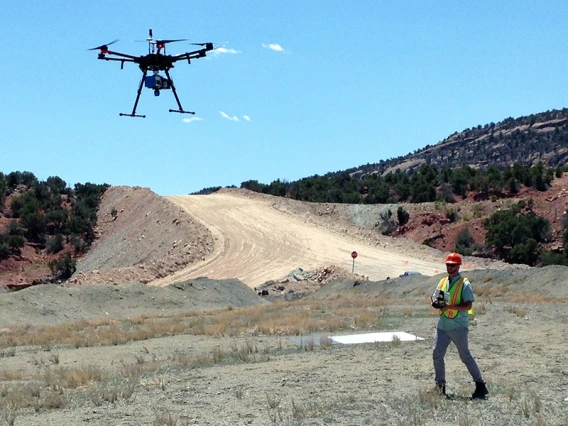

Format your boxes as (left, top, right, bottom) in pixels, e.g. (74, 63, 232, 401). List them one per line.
(539, 251, 568, 266)
(455, 228, 474, 249)
(70, 234, 88, 253)
(7, 220, 24, 236)
(455, 245, 473, 256)
(7, 235, 25, 254)
(445, 208, 459, 223)
(397, 207, 409, 227)
(484, 202, 552, 265)
(48, 252, 77, 280)
(0, 242, 10, 260)
(46, 234, 65, 254)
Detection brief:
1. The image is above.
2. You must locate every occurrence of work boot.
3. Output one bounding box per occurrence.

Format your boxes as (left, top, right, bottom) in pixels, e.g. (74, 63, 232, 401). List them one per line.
(434, 383, 455, 400)
(471, 381, 488, 400)
(435, 383, 446, 396)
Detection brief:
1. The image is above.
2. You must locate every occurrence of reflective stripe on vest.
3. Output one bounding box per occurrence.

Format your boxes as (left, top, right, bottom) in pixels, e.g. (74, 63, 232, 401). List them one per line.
(437, 276, 465, 319)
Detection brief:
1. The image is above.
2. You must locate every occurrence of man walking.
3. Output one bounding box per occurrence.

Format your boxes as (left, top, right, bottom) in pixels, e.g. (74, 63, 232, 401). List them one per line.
(431, 253, 488, 399)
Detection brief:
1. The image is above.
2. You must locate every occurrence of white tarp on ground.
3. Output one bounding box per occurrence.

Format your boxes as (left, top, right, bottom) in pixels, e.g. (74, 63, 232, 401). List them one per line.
(330, 331, 424, 344)
(289, 331, 424, 346)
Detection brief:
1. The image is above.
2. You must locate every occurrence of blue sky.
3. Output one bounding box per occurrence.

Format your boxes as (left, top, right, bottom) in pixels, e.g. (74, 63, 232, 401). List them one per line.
(2, 1, 568, 195)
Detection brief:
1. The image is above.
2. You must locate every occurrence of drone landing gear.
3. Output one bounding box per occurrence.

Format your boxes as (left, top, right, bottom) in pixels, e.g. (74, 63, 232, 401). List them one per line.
(120, 70, 148, 118)
(119, 113, 146, 118)
(164, 70, 194, 115)
(169, 109, 195, 115)
(118, 69, 195, 118)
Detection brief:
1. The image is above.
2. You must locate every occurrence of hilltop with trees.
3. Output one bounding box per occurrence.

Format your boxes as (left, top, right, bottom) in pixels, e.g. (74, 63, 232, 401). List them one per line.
(0, 171, 108, 285)
(213, 109, 568, 267)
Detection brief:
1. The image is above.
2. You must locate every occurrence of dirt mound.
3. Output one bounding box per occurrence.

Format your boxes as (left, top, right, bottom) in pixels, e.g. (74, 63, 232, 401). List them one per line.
(309, 265, 568, 301)
(0, 277, 268, 326)
(70, 186, 214, 285)
(72, 187, 518, 289)
(257, 264, 367, 297)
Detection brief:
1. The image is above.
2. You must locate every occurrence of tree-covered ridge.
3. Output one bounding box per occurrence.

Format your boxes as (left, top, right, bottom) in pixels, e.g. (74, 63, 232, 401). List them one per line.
(228, 109, 568, 267)
(240, 162, 562, 204)
(0, 171, 109, 280)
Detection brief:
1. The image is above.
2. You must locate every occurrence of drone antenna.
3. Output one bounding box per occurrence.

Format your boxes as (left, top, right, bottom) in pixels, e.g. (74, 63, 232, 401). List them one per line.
(148, 29, 154, 54)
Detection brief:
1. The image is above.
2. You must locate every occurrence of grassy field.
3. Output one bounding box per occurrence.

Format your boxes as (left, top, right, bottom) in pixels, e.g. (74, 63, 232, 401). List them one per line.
(0, 289, 567, 425)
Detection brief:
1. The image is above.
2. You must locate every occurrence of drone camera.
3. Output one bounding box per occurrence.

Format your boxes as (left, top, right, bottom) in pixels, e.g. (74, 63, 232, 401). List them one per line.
(145, 75, 172, 91)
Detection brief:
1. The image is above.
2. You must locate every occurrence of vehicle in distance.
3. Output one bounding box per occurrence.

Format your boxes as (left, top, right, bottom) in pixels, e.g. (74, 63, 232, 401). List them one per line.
(399, 271, 422, 277)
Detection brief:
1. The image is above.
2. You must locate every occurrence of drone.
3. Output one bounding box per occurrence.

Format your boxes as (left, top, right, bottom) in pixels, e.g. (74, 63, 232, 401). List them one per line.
(89, 29, 215, 118)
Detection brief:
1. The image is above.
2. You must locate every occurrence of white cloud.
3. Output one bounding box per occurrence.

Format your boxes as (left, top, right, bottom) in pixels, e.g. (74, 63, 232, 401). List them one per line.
(182, 117, 203, 123)
(262, 43, 284, 52)
(212, 47, 241, 55)
(243, 115, 251, 121)
(220, 111, 239, 121)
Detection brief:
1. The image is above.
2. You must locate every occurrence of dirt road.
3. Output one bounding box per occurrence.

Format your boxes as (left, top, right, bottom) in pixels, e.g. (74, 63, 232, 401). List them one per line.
(150, 192, 444, 288)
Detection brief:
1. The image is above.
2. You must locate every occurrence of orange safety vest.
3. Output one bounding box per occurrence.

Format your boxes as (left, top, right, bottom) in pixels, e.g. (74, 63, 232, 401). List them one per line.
(437, 276, 465, 319)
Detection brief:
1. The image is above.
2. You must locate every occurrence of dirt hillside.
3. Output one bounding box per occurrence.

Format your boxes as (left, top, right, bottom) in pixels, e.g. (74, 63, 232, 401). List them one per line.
(71, 186, 518, 288)
(70, 186, 214, 285)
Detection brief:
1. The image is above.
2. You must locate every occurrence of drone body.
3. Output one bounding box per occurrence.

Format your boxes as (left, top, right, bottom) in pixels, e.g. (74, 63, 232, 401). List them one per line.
(90, 29, 214, 118)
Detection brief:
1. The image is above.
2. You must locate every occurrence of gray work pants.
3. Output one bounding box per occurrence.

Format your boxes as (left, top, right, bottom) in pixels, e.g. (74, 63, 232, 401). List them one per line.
(433, 327, 483, 384)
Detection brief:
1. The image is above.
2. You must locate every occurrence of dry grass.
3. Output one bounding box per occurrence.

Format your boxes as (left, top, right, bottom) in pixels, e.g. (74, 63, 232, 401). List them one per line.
(88, 379, 137, 406)
(417, 387, 445, 409)
(474, 303, 486, 315)
(475, 285, 556, 304)
(44, 365, 106, 390)
(0, 382, 68, 417)
(506, 305, 527, 318)
(153, 409, 178, 426)
(0, 296, 389, 351)
(0, 348, 15, 358)
(1, 296, 564, 424)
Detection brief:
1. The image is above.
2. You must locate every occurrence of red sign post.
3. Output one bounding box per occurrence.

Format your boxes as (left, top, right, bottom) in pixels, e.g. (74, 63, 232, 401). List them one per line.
(351, 251, 358, 273)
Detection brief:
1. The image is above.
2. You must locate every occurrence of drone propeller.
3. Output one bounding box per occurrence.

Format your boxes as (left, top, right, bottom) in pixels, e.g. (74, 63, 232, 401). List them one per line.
(190, 42, 216, 51)
(88, 39, 119, 51)
(156, 39, 189, 45)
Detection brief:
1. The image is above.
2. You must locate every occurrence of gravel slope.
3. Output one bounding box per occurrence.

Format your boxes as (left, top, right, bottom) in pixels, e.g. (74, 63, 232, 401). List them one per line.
(71, 186, 519, 288)
(71, 186, 214, 285)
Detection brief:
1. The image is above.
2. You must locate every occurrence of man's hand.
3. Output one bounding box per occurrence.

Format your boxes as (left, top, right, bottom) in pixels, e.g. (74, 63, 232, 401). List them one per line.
(431, 299, 446, 309)
(441, 302, 473, 312)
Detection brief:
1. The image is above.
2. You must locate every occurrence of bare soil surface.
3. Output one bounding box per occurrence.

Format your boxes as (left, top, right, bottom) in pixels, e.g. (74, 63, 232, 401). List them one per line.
(152, 190, 450, 288)
(1, 270, 567, 425)
(1, 186, 567, 425)
(70, 186, 517, 289)
(70, 186, 215, 285)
